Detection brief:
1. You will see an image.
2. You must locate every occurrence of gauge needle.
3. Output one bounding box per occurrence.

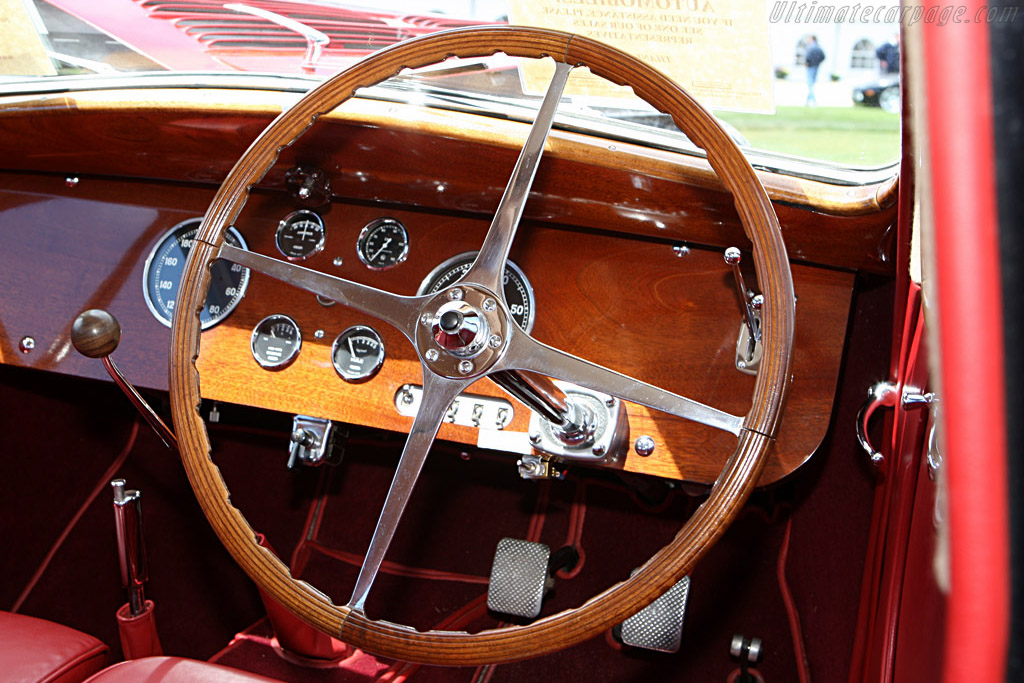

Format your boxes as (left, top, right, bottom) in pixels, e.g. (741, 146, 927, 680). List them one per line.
(347, 335, 356, 357)
(369, 238, 392, 262)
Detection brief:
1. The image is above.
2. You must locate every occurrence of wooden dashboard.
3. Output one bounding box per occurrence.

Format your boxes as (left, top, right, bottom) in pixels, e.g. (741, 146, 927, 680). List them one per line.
(0, 88, 895, 485)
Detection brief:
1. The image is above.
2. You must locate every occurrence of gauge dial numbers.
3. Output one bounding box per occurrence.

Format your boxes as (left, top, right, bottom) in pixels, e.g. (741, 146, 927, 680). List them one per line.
(250, 315, 302, 370)
(143, 219, 250, 330)
(276, 210, 326, 261)
(332, 326, 386, 383)
(356, 218, 409, 270)
(418, 252, 535, 333)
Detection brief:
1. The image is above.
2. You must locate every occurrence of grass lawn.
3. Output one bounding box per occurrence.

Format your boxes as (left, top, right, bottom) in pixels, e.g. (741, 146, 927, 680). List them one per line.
(716, 106, 900, 168)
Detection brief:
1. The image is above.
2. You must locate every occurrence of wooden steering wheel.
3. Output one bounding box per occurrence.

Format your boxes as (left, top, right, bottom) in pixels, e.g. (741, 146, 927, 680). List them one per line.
(170, 26, 794, 665)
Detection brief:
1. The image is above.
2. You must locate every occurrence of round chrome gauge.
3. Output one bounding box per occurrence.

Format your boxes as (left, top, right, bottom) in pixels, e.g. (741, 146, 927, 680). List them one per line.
(143, 219, 249, 330)
(417, 252, 535, 333)
(356, 218, 409, 270)
(331, 326, 385, 383)
(276, 210, 325, 261)
(250, 314, 301, 369)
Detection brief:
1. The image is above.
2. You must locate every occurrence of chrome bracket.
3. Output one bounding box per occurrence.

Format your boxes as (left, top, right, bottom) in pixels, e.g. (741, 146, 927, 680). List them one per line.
(393, 384, 514, 430)
(288, 415, 337, 468)
(735, 301, 763, 375)
(527, 381, 628, 465)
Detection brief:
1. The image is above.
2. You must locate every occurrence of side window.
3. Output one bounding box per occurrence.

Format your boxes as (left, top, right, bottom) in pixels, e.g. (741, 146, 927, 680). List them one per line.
(851, 38, 877, 68)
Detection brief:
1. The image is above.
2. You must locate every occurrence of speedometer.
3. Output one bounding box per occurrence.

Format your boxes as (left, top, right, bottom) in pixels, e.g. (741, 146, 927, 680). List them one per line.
(143, 219, 250, 330)
(417, 252, 535, 333)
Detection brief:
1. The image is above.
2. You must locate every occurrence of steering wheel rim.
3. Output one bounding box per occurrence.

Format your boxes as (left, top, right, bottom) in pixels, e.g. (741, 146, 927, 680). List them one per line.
(170, 26, 794, 665)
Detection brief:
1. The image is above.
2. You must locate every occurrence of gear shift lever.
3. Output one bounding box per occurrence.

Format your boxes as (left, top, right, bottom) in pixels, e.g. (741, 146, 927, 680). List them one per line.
(71, 309, 178, 451)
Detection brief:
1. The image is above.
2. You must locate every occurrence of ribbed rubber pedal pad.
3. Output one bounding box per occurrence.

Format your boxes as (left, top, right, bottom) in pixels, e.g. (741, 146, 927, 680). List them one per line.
(620, 575, 691, 652)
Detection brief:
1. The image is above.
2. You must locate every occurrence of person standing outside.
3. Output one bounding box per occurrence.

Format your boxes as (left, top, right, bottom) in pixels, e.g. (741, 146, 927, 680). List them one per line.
(804, 35, 825, 107)
(876, 33, 900, 76)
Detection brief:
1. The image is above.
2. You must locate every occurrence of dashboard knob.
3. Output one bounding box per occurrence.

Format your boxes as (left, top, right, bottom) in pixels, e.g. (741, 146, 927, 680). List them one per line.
(71, 309, 121, 359)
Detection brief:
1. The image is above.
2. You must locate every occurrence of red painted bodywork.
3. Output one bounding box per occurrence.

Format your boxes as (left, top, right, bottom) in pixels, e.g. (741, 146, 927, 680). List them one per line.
(923, 3, 1009, 681)
(43, 0, 492, 74)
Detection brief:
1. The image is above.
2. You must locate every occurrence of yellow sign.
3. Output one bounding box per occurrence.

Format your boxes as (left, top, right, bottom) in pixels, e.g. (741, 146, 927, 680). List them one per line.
(0, 0, 56, 76)
(508, 0, 773, 113)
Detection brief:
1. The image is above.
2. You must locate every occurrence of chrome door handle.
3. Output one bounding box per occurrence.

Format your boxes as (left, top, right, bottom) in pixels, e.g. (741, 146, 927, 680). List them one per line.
(857, 381, 935, 467)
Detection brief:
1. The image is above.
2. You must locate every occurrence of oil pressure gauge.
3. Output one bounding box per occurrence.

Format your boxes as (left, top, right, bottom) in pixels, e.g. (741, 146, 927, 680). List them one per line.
(276, 210, 325, 260)
(251, 314, 301, 369)
(357, 218, 409, 270)
(332, 326, 385, 383)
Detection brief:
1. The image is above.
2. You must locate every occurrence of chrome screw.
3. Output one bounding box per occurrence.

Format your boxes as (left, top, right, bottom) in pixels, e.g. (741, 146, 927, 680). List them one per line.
(673, 243, 690, 257)
(332, 257, 343, 267)
(458, 360, 474, 375)
(488, 334, 502, 348)
(420, 313, 433, 327)
(19, 336, 35, 353)
(529, 432, 541, 445)
(605, 397, 616, 407)
(425, 349, 439, 362)
(448, 288, 463, 301)
(483, 298, 497, 312)
(634, 435, 656, 457)
(65, 176, 79, 188)
(314, 329, 325, 339)
(592, 444, 607, 457)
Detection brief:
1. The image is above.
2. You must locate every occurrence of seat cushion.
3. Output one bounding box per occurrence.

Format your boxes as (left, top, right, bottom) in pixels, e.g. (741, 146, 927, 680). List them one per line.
(83, 657, 282, 682)
(0, 611, 108, 683)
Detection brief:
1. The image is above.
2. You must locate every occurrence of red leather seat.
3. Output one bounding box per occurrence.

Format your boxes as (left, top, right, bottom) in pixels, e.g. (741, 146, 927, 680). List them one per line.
(84, 657, 281, 682)
(0, 611, 108, 683)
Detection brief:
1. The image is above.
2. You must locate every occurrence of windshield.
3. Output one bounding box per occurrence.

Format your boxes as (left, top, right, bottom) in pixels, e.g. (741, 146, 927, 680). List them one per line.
(2, 0, 901, 174)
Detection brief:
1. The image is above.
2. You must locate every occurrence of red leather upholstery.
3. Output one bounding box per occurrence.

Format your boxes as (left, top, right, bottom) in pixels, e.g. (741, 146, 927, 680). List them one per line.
(0, 611, 108, 683)
(84, 657, 282, 682)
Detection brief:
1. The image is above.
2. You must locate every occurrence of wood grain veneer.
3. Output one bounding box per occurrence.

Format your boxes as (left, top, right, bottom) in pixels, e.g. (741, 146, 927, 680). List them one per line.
(0, 172, 847, 485)
(0, 92, 897, 274)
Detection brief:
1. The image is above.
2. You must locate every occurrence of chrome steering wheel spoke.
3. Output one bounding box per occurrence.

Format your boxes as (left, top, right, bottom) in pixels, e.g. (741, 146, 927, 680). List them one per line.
(347, 369, 471, 612)
(460, 61, 573, 297)
(496, 328, 744, 436)
(219, 244, 424, 339)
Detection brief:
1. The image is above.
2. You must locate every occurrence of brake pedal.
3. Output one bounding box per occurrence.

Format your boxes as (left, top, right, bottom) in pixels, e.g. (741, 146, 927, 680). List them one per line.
(619, 575, 691, 653)
(487, 538, 550, 618)
(487, 539, 579, 619)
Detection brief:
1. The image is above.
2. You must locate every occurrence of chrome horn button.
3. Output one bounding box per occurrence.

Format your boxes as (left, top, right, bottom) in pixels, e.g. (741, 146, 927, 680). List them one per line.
(432, 300, 489, 357)
(416, 286, 510, 378)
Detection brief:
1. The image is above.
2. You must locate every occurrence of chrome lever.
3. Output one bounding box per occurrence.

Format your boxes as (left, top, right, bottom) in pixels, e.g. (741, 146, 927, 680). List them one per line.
(724, 247, 760, 344)
(111, 479, 148, 617)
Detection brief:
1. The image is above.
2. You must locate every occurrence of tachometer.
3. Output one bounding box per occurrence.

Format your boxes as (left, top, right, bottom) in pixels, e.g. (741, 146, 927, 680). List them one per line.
(143, 219, 249, 330)
(356, 218, 409, 270)
(417, 252, 535, 333)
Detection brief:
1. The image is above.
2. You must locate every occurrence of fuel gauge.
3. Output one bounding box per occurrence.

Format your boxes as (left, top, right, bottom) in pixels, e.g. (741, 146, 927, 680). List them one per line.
(332, 326, 385, 383)
(251, 315, 302, 369)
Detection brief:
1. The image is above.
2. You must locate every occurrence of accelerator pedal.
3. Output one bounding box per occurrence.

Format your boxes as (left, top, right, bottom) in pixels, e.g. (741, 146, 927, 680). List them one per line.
(487, 539, 578, 619)
(619, 575, 691, 653)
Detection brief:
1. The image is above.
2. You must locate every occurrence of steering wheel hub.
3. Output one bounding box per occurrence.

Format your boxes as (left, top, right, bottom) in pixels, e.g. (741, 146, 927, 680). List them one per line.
(416, 284, 509, 377)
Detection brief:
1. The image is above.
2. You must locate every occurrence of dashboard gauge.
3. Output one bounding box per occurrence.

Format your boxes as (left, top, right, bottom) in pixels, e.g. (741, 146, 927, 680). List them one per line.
(356, 218, 409, 270)
(275, 210, 325, 261)
(417, 252, 535, 333)
(332, 326, 385, 383)
(250, 314, 301, 369)
(143, 219, 249, 330)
